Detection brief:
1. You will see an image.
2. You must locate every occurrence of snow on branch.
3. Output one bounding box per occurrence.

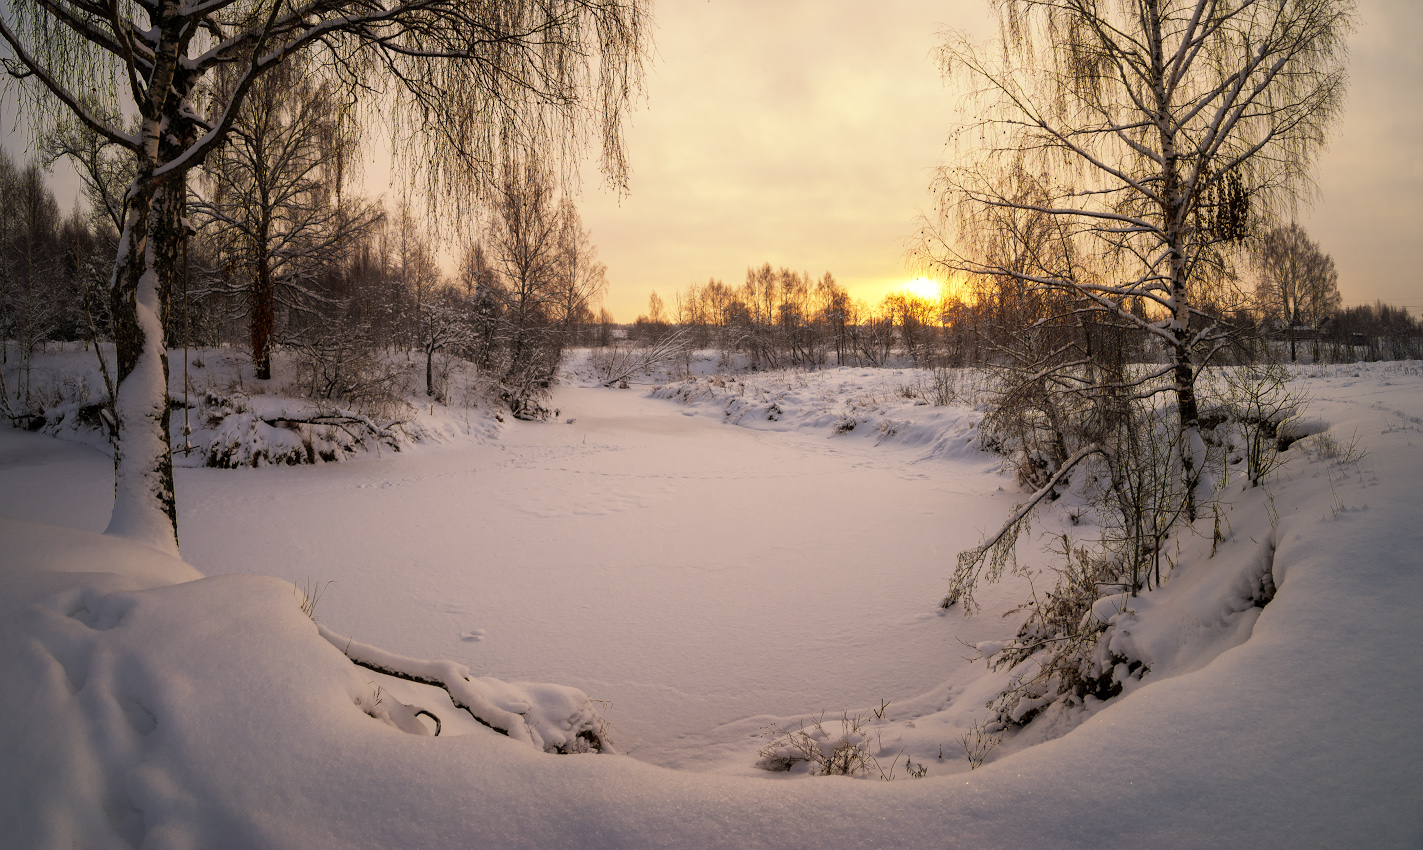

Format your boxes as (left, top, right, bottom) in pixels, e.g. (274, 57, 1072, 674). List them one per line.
(946, 442, 1106, 615)
(318, 625, 612, 754)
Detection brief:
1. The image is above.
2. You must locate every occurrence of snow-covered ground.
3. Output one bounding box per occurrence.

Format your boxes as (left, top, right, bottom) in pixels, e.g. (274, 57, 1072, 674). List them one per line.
(2, 355, 1420, 848)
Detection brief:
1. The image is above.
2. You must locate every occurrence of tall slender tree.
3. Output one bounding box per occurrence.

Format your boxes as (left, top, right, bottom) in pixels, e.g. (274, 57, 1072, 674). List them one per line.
(553, 200, 608, 348)
(920, 0, 1353, 515)
(194, 56, 377, 380)
(485, 156, 567, 400)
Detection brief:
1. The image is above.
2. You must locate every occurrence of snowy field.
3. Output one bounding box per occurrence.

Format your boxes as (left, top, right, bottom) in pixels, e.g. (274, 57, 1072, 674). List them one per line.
(2, 354, 1421, 848)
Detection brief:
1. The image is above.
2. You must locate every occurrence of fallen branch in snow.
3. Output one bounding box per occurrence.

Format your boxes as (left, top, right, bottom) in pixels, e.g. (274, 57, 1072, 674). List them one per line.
(947, 442, 1106, 613)
(259, 410, 404, 444)
(323, 624, 522, 738)
(317, 625, 611, 753)
(415, 709, 442, 736)
(591, 329, 692, 386)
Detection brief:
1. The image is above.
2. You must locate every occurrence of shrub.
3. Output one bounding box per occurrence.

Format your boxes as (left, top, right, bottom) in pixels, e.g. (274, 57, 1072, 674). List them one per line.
(756, 711, 881, 777)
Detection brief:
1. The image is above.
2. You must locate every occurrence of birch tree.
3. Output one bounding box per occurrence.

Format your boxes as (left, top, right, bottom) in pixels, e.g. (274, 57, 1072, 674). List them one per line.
(920, 0, 1353, 516)
(484, 157, 566, 405)
(1255, 221, 1339, 361)
(553, 200, 607, 347)
(1, 0, 648, 554)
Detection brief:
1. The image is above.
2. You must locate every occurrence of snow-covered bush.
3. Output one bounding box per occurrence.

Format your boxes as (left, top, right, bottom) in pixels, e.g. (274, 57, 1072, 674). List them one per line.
(1210, 362, 1306, 486)
(924, 364, 959, 406)
(189, 389, 414, 468)
(287, 331, 412, 418)
(952, 361, 1331, 751)
(971, 535, 1149, 734)
(952, 364, 1221, 735)
(756, 711, 883, 777)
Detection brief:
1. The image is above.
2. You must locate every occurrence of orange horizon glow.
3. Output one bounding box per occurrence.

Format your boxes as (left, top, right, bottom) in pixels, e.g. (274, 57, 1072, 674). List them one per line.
(896, 276, 944, 302)
(882, 275, 974, 307)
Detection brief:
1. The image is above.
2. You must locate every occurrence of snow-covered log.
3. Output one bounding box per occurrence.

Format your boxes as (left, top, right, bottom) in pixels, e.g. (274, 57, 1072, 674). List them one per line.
(318, 625, 611, 754)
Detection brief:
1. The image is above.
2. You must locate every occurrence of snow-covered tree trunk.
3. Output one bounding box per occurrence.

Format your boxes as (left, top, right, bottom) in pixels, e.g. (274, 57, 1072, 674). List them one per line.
(1150, 0, 1204, 519)
(104, 28, 195, 554)
(105, 175, 180, 555)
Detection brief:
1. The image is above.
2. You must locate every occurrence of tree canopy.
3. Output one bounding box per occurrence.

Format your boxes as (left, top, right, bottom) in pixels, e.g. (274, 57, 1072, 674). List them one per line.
(919, 0, 1354, 511)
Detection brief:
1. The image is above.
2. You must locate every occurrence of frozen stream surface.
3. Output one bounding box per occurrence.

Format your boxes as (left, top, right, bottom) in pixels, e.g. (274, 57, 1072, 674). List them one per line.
(1, 384, 1027, 770)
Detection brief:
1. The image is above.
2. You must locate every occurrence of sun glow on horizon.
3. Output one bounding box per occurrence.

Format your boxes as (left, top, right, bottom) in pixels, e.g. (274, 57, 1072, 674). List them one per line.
(898, 276, 945, 302)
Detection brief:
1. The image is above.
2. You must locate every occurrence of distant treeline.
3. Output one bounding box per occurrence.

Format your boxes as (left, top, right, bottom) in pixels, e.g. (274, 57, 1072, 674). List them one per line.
(628, 265, 1423, 370)
(3, 146, 1421, 426)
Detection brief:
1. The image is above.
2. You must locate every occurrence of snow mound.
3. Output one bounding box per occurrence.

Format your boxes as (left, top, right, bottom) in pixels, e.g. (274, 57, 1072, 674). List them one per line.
(648, 367, 987, 460)
(0, 515, 615, 848)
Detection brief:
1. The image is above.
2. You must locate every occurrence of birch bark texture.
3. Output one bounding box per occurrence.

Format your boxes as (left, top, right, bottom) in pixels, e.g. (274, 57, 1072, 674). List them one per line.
(922, 0, 1353, 511)
(2, 0, 648, 553)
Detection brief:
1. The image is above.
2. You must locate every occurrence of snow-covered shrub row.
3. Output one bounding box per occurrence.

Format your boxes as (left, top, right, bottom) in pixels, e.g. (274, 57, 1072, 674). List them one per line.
(644, 365, 989, 460)
(1, 345, 117, 453)
(4, 344, 506, 467)
(181, 389, 422, 468)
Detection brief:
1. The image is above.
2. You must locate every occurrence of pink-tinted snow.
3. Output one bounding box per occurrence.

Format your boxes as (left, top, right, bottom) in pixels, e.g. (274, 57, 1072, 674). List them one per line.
(2, 360, 1420, 848)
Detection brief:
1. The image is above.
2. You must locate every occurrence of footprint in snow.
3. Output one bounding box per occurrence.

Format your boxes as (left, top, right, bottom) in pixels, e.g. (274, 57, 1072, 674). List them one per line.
(460, 629, 486, 642)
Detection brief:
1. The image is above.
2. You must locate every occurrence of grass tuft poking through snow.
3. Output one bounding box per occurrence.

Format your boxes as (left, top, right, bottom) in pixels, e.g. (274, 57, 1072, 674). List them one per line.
(295, 579, 333, 620)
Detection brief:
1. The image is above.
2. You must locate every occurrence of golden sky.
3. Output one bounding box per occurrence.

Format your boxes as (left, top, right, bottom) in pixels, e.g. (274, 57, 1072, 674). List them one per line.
(4, 0, 1418, 323)
(575, 0, 1423, 322)
(575, 0, 980, 321)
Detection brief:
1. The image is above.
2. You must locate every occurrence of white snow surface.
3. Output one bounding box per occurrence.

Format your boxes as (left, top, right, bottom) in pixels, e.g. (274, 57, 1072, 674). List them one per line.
(2, 358, 1421, 848)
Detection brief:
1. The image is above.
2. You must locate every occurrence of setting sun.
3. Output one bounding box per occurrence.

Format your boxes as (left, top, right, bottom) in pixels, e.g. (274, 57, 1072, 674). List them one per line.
(899, 276, 943, 302)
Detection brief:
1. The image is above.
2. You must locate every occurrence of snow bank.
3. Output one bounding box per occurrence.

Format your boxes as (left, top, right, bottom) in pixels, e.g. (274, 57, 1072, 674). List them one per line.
(4, 344, 503, 467)
(648, 366, 988, 461)
(0, 515, 620, 848)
